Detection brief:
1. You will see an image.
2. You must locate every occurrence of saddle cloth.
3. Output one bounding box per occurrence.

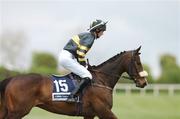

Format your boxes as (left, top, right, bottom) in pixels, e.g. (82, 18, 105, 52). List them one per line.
(51, 73, 80, 102)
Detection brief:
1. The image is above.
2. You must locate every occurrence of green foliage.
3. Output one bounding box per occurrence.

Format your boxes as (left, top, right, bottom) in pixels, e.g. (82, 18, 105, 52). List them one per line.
(143, 64, 154, 83)
(30, 66, 57, 75)
(30, 52, 58, 74)
(31, 52, 57, 69)
(0, 66, 8, 80)
(157, 67, 180, 84)
(157, 54, 180, 83)
(0, 66, 20, 81)
(119, 72, 134, 83)
(160, 54, 177, 69)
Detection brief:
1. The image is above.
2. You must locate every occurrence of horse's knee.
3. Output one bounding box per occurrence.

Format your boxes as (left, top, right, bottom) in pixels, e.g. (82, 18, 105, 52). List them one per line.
(94, 106, 117, 119)
(99, 112, 118, 119)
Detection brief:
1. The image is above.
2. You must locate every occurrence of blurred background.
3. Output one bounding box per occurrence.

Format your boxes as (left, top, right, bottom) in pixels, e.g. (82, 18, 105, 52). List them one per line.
(0, 0, 180, 119)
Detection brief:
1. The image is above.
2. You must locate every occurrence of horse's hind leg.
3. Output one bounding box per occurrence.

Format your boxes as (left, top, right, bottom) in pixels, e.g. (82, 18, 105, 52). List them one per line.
(5, 90, 35, 119)
(0, 104, 8, 119)
(6, 106, 33, 119)
(6, 112, 21, 119)
(0, 111, 7, 119)
(6, 107, 33, 119)
(0, 109, 7, 119)
(84, 116, 95, 119)
(6, 100, 33, 119)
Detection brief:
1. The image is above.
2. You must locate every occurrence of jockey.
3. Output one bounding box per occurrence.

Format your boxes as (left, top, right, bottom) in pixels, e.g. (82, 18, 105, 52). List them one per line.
(59, 19, 107, 98)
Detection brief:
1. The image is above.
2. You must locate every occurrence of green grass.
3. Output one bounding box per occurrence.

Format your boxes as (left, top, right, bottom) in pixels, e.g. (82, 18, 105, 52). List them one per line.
(24, 94, 180, 119)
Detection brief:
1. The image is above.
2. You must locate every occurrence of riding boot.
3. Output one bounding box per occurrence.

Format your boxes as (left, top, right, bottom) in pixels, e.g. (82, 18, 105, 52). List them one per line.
(68, 77, 91, 99)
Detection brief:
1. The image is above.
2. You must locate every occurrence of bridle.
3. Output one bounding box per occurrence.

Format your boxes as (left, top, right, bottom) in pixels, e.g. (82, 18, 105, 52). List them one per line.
(127, 51, 148, 81)
(128, 51, 139, 80)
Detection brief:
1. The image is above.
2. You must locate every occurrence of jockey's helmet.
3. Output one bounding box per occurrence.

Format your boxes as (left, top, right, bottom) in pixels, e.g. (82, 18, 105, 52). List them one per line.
(89, 19, 107, 32)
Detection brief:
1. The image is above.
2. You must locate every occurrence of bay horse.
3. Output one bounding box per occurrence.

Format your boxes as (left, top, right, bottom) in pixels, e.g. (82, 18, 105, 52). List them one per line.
(0, 46, 148, 119)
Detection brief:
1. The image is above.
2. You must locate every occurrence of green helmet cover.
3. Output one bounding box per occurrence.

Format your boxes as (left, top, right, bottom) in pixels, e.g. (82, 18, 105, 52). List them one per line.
(89, 19, 107, 32)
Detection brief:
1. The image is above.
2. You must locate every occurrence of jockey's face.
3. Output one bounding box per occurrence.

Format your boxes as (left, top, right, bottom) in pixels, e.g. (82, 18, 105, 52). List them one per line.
(97, 31, 104, 38)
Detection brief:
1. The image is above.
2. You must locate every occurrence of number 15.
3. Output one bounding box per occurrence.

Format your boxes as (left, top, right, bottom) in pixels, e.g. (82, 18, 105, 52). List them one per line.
(54, 80, 68, 92)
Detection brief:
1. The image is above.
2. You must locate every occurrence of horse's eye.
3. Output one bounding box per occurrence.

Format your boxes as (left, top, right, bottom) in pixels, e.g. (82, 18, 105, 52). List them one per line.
(135, 61, 141, 65)
(137, 62, 141, 65)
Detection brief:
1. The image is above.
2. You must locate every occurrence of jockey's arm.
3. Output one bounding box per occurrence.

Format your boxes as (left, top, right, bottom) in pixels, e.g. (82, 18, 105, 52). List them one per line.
(77, 48, 87, 67)
(77, 38, 93, 67)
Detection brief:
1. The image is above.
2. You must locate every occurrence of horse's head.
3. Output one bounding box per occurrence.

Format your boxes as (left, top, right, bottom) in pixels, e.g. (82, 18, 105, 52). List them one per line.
(90, 46, 148, 89)
(125, 46, 148, 88)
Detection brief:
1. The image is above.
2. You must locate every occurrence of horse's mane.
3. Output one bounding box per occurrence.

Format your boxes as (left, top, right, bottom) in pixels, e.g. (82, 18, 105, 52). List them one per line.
(92, 51, 127, 69)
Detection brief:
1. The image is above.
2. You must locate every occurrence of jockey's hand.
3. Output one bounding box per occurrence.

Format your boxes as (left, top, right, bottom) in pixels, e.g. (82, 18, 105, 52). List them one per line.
(85, 64, 88, 69)
(80, 60, 89, 69)
(80, 61, 87, 68)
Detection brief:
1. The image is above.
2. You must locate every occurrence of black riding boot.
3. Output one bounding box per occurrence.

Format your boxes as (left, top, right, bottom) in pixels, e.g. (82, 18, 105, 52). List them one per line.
(68, 77, 91, 99)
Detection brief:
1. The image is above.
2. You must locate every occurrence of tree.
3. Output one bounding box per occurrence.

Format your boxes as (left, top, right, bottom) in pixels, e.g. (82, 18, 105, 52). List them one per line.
(30, 52, 58, 74)
(157, 54, 180, 83)
(143, 64, 154, 83)
(0, 66, 20, 81)
(0, 30, 27, 70)
(160, 54, 177, 70)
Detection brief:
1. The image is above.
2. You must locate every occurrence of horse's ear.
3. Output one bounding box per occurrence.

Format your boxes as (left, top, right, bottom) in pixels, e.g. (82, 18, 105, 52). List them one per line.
(135, 46, 141, 55)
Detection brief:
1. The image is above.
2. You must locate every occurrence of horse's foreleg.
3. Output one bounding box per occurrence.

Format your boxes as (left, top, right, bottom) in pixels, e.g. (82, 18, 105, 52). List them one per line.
(97, 110, 117, 119)
(92, 101, 118, 119)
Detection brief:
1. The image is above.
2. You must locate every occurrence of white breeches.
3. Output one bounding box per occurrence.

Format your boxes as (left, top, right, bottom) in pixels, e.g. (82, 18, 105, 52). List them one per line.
(59, 50, 92, 79)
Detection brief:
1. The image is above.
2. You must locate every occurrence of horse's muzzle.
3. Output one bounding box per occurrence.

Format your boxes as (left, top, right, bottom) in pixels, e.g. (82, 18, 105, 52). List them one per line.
(135, 78, 148, 88)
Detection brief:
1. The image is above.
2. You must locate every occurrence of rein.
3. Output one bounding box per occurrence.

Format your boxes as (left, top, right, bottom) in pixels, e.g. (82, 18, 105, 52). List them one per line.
(91, 69, 120, 79)
(92, 83, 113, 91)
(89, 69, 115, 91)
(91, 69, 133, 80)
(90, 69, 132, 91)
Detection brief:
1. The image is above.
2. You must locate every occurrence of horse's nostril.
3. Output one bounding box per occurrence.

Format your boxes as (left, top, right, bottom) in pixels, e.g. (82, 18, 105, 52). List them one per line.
(144, 82, 147, 87)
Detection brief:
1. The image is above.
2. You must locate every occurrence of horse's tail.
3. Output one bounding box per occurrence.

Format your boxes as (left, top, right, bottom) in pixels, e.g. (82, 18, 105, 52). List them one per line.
(0, 78, 11, 118)
(0, 77, 12, 106)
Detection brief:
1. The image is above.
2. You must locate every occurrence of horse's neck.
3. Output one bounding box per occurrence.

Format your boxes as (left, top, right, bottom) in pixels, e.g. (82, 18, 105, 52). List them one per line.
(93, 55, 126, 89)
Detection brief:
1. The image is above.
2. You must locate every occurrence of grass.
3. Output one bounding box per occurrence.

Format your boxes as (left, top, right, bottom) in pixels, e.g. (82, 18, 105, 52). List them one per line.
(24, 94, 180, 119)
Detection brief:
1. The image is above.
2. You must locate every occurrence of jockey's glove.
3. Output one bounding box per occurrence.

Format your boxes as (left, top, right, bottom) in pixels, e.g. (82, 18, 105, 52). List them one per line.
(80, 61, 87, 68)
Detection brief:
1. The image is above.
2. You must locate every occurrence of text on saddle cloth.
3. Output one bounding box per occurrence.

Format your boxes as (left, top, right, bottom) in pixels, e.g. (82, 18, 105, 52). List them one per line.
(51, 74, 79, 101)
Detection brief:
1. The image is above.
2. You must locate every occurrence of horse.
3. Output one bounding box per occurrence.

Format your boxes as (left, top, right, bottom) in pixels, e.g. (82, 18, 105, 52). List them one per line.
(0, 46, 148, 119)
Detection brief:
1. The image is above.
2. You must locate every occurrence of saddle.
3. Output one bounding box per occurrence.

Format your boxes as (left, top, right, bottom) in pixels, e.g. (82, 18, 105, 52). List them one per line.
(51, 73, 83, 102)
